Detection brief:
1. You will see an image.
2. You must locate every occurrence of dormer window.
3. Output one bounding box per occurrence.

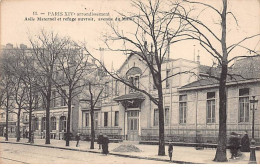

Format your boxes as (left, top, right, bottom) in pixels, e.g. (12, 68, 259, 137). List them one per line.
(126, 67, 142, 93)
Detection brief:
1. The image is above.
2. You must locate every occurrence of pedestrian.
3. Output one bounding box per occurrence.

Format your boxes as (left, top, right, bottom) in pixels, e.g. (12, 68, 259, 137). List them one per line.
(240, 131, 250, 152)
(229, 132, 240, 159)
(31, 132, 34, 144)
(102, 135, 109, 155)
(25, 130, 28, 138)
(97, 132, 103, 150)
(76, 133, 80, 147)
(168, 142, 173, 161)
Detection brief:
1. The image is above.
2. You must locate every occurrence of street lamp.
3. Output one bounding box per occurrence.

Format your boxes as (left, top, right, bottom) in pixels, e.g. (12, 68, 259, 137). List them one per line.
(249, 96, 258, 164)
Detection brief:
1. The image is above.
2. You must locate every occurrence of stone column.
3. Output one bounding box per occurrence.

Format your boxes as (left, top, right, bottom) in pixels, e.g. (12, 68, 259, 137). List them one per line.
(56, 116, 60, 139)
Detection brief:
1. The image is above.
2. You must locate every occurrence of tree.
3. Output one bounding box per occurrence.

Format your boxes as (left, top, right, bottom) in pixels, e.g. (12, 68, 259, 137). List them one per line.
(174, 0, 260, 161)
(13, 78, 26, 142)
(80, 66, 104, 149)
(0, 48, 16, 141)
(29, 30, 70, 144)
(52, 40, 91, 146)
(82, 0, 189, 155)
(19, 48, 40, 143)
(5, 48, 29, 142)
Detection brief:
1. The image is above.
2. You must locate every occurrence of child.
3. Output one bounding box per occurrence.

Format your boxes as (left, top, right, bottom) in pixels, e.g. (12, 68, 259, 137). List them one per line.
(168, 142, 173, 161)
(76, 133, 80, 147)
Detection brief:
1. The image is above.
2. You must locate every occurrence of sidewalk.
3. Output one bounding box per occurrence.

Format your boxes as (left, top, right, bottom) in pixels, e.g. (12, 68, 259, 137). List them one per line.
(1, 137, 259, 164)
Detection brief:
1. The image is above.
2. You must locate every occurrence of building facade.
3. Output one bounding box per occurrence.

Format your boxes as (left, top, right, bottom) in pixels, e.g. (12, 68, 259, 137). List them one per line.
(78, 54, 260, 144)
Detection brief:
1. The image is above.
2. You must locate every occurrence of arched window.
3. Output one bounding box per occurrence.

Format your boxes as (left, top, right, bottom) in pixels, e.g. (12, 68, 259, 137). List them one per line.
(51, 117, 56, 130)
(41, 117, 46, 131)
(34, 118, 39, 130)
(60, 116, 67, 132)
(126, 67, 142, 93)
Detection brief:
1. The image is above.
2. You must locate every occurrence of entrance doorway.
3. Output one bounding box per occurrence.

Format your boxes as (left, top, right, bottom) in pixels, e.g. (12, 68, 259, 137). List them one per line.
(127, 111, 139, 141)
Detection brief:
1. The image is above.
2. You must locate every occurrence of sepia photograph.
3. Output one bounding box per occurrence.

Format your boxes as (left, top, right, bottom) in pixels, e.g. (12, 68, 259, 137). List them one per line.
(0, 0, 259, 165)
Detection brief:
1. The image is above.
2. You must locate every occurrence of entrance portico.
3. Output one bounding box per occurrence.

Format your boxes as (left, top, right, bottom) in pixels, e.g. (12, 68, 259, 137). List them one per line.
(114, 92, 145, 141)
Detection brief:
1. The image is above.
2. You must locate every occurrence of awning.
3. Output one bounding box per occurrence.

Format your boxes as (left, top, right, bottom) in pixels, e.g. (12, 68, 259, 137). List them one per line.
(113, 92, 145, 102)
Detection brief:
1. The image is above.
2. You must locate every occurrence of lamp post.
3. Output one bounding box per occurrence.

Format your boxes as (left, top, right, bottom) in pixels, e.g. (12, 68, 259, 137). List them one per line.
(249, 96, 258, 164)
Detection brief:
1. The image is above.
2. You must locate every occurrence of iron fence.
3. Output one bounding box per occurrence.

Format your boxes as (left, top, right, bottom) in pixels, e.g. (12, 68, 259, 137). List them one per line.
(141, 123, 260, 144)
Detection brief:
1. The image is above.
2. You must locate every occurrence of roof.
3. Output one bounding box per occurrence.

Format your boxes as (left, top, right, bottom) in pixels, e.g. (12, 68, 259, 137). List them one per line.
(180, 78, 218, 89)
(117, 52, 175, 73)
(114, 92, 145, 101)
(180, 55, 260, 90)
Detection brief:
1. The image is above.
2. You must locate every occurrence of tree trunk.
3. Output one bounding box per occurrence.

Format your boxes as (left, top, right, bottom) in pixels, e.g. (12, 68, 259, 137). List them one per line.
(28, 107, 32, 143)
(5, 103, 9, 141)
(214, 63, 228, 162)
(45, 92, 51, 144)
(157, 80, 165, 156)
(214, 0, 228, 162)
(16, 108, 21, 142)
(90, 105, 95, 149)
(66, 96, 72, 146)
(90, 83, 95, 149)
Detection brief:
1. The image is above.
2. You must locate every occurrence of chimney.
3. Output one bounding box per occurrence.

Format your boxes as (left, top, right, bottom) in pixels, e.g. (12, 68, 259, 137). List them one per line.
(6, 43, 13, 49)
(197, 50, 200, 64)
(20, 44, 27, 49)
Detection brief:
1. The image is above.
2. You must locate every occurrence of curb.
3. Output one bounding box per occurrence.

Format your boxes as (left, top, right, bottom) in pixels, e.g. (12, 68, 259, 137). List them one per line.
(0, 141, 198, 164)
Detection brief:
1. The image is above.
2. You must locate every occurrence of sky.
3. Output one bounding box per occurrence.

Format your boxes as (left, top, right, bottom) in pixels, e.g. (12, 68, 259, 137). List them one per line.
(1, 0, 259, 70)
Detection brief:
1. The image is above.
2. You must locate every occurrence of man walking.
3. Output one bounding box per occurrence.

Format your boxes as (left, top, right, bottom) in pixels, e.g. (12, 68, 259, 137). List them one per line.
(168, 142, 173, 161)
(75, 133, 80, 147)
(97, 132, 103, 150)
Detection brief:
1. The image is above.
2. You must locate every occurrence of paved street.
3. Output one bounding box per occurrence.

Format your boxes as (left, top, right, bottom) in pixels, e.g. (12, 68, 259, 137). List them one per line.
(1, 137, 259, 164)
(0, 143, 171, 164)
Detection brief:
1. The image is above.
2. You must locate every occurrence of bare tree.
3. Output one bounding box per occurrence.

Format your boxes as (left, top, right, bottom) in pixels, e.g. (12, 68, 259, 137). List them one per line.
(80, 66, 104, 149)
(0, 48, 16, 141)
(52, 40, 91, 146)
(82, 0, 190, 155)
(19, 49, 40, 143)
(29, 30, 70, 144)
(173, 0, 260, 161)
(12, 78, 26, 142)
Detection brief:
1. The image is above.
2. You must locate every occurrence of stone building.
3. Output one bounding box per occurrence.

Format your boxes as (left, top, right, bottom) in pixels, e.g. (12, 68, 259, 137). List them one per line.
(78, 54, 260, 144)
(0, 109, 17, 138)
(178, 56, 260, 143)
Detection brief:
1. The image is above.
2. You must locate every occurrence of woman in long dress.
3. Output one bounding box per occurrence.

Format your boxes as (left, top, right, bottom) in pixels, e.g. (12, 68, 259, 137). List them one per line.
(240, 132, 250, 152)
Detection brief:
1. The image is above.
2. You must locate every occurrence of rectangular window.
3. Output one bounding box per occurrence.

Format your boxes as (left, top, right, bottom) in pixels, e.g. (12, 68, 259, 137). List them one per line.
(129, 77, 134, 93)
(94, 113, 98, 129)
(179, 95, 187, 124)
(34, 94, 39, 109)
(51, 117, 56, 131)
(42, 98, 46, 109)
(105, 82, 109, 97)
(86, 113, 89, 127)
(52, 91, 56, 107)
(206, 92, 216, 123)
(114, 111, 119, 126)
(61, 90, 66, 106)
(134, 76, 139, 88)
(115, 80, 119, 95)
(165, 107, 170, 126)
(239, 88, 250, 122)
(104, 112, 108, 127)
(154, 109, 159, 126)
(166, 70, 170, 89)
